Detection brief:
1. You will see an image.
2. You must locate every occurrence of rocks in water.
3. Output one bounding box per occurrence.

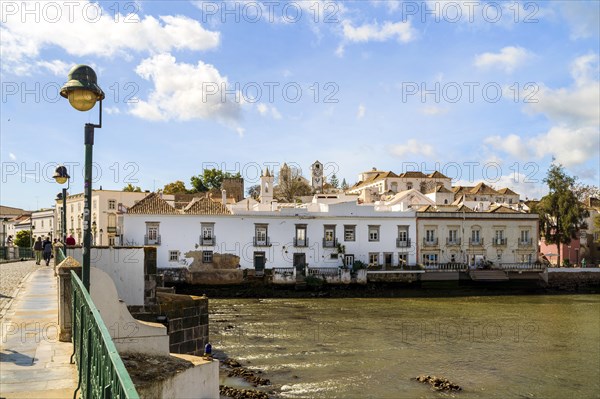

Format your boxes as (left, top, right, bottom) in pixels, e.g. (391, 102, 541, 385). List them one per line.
(414, 375, 462, 391)
(220, 385, 269, 399)
(221, 357, 271, 386)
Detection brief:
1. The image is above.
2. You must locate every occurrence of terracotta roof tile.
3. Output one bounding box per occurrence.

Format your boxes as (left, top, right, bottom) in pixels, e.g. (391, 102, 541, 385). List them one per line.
(184, 198, 231, 215)
(127, 193, 178, 215)
(427, 171, 449, 179)
(497, 187, 518, 195)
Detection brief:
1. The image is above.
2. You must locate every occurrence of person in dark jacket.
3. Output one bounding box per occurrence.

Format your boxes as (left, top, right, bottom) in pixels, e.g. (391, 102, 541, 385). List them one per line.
(42, 237, 53, 266)
(34, 237, 43, 265)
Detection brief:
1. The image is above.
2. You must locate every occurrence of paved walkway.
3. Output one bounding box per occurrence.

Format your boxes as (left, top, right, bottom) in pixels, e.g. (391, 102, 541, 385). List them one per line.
(0, 266, 78, 398)
(0, 261, 42, 315)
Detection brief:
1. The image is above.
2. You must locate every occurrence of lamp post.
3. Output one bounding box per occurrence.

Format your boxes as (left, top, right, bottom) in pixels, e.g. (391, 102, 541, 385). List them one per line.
(53, 165, 70, 244)
(99, 228, 103, 246)
(60, 65, 104, 291)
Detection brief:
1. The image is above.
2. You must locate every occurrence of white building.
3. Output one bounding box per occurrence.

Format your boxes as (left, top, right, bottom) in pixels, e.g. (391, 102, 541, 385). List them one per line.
(55, 189, 149, 246)
(123, 191, 418, 272)
(31, 208, 55, 240)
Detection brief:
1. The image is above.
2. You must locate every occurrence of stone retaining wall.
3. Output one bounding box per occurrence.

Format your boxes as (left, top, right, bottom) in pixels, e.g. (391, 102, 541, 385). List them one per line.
(156, 292, 209, 356)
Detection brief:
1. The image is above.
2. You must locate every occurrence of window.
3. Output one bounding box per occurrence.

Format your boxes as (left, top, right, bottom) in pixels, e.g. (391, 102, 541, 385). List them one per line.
(495, 230, 505, 245)
(93, 199, 97, 209)
(368, 225, 380, 242)
(108, 236, 115, 246)
(423, 253, 438, 265)
(41, 220, 44, 228)
(70, 204, 74, 213)
(407, 183, 413, 190)
(425, 229, 436, 243)
(344, 225, 356, 241)
(323, 225, 336, 247)
(203, 251, 213, 263)
(448, 229, 458, 244)
(108, 199, 116, 210)
(369, 252, 379, 265)
(254, 224, 269, 246)
(398, 226, 408, 242)
(169, 251, 180, 262)
(145, 222, 160, 245)
(295, 225, 307, 246)
(398, 253, 408, 266)
(520, 230, 530, 243)
(471, 229, 480, 243)
(201, 223, 215, 245)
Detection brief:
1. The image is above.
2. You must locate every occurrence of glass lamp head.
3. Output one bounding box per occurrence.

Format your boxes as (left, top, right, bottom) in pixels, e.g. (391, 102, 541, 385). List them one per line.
(60, 65, 105, 111)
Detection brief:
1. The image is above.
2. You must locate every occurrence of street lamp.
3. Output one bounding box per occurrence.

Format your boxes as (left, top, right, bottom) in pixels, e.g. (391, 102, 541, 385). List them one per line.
(99, 228, 103, 246)
(61, 64, 104, 291)
(53, 165, 70, 244)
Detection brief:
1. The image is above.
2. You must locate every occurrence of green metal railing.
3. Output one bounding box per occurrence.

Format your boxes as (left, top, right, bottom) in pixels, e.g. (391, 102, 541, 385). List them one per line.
(56, 247, 66, 264)
(70, 271, 139, 399)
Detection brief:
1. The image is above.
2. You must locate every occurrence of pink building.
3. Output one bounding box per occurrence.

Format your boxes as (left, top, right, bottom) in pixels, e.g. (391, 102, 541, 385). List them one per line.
(539, 238, 582, 266)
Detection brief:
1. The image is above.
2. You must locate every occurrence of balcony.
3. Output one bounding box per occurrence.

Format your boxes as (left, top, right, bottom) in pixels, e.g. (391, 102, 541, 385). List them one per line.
(107, 226, 117, 234)
(423, 238, 438, 247)
(144, 235, 161, 245)
(446, 237, 461, 246)
(200, 236, 216, 246)
(253, 237, 271, 247)
(492, 238, 507, 247)
(293, 237, 309, 247)
(518, 238, 533, 247)
(322, 238, 338, 248)
(396, 238, 411, 248)
(469, 238, 484, 246)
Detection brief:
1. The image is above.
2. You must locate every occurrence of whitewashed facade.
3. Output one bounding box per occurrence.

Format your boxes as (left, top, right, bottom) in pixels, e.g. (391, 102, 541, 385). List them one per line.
(122, 194, 418, 271)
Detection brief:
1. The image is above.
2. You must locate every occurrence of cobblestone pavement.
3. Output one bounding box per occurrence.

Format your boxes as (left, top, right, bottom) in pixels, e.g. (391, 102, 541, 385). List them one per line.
(0, 260, 43, 315)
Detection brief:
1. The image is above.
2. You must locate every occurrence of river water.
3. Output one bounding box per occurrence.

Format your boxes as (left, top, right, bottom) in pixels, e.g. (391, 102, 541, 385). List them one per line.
(210, 295, 600, 399)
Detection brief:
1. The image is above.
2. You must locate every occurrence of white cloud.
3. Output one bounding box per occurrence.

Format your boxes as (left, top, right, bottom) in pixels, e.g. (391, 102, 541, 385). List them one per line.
(341, 20, 414, 43)
(35, 60, 71, 76)
(9, 153, 16, 160)
(485, 55, 599, 167)
(421, 106, 447, 116)
(1, 2, 220, 75)
(390, 139, 434, 157)
(559, 1, 600, 39)
(484, 134, 531, 159)
(236, 127, 245, 138)
(257, 103, 282, 119)
(474, 46, 532, 73)
(357, 104, 366, 119)
(105, 107, 121, 115)
(533, 126, 599, 167)
(335, 44, 345, 58)
(130, 54, 243, 128)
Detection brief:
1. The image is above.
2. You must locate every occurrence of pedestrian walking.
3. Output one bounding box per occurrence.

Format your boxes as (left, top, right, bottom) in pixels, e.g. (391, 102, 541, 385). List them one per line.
(42, 237, 53, 266)
(6, 235, 13, 246)
(34, 236, 43, 265)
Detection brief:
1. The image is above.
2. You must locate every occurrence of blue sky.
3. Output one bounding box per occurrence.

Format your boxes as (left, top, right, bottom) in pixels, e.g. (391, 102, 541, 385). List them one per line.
(1, 0, 599, 211)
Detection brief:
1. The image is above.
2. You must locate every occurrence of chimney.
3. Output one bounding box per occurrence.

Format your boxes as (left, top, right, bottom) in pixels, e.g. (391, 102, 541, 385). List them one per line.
(222, 189, 227, 206)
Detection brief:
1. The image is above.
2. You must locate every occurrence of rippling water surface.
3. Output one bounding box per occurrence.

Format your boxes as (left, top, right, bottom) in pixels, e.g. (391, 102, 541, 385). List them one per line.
(210, 295, 600, 398)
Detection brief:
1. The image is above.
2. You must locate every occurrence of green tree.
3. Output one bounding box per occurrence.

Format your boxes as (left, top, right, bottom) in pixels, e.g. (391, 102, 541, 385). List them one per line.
(330, 173, 339, 189)
(123, 183, 142, 192)
(341, 178, 349, 191)
(190, 169, 241, 193)
(163, 180, 190, 194)
(532, 164, 589, 262)
(247, 184, 261, 200)
(14, 230, 32, 248)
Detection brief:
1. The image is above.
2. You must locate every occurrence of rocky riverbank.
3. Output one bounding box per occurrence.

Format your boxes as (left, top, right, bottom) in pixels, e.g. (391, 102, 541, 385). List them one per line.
(217, 354, 277, 399)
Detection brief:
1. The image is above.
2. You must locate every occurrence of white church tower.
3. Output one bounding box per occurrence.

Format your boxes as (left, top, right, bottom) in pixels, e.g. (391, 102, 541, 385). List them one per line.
(259, 168, 274, 203)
